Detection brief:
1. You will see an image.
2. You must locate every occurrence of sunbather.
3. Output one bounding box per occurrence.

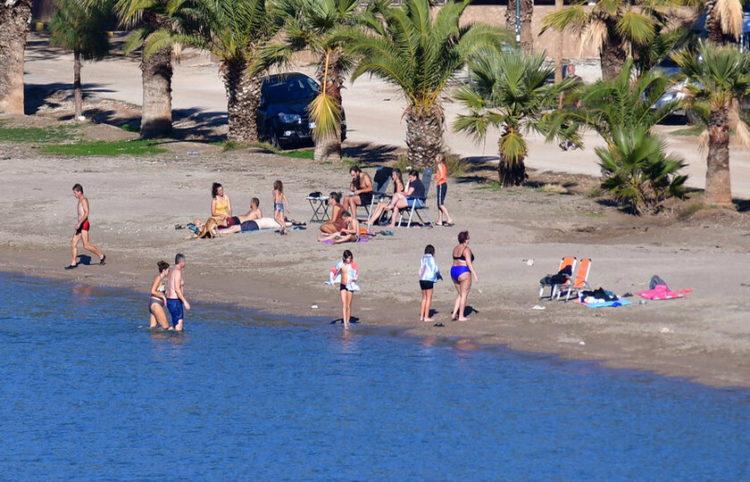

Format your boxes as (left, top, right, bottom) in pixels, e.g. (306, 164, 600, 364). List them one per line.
(222, 197, 263, 228)
(318, 212, 360, 244)
(321, 192, 347, 234)
(372, 170, 424, 228)
(366, 168, 404, 226)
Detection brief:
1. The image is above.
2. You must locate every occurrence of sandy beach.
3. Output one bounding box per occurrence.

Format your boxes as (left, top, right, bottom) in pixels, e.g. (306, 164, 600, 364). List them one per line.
(1, 120, 749, 389)
(2, 35, 750, 390)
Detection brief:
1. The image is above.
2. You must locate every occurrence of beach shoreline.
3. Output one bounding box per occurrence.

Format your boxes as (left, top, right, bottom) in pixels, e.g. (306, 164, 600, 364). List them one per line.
(1, 136, 748, 389)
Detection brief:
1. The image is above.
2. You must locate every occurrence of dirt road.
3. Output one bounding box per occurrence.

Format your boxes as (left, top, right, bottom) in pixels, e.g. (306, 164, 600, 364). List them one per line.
(22, 33, 750, 199)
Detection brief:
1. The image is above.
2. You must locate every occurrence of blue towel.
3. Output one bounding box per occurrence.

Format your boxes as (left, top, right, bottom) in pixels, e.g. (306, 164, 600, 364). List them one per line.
(585, 299, 632, 309)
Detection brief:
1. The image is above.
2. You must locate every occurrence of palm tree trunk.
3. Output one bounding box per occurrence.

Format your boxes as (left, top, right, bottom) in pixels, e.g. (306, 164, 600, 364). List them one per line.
(497, 153, 527, 187)
(520, 0, 533, 52)
(505, 0, 518, 45)
(555, 0, 564, 108)
(705, 106, 733, 207)
(600, 17, 627, 80)
(405, 106, 443, 168)
(0, 0, 32, 114)
(140, 46, 173, 138)
(73, 50, 83, 119)
(223, 59, 261, 143)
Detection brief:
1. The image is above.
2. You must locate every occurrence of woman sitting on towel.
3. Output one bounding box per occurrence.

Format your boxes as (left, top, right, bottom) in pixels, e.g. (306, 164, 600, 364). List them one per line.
(320, 192, 347, 234)
(318, 211, 360, 244)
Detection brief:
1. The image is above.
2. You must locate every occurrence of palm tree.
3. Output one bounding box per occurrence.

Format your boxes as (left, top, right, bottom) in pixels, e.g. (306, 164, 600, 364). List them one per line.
(546, 60, 682, 148)
(50, 0, 113, 119)
(146, 0, 282, 143)
(453, 50, 577, 186)
(597, 126, 686, 215)
(0, 0, 33, 114)
(703, 0, 744, 45)
(345, 0, 510, 167)
(541, 0, 684, 80)
(116, 0, 176, 138)
(673, 41, 750, 208)
(270, 0, 361, 161)
(505, 0, 533, 52)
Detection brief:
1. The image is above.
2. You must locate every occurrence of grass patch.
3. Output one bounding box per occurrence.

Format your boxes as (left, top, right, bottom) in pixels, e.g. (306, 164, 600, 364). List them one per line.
(0, 121, 78, 143)
(478, 181, 503, 190)
(43, 139, 167, 156)
(671, 125, 703, 137)
(281, 149, 314, 159)
(676, 202, 703, 220)
(119, 123, 139, 133)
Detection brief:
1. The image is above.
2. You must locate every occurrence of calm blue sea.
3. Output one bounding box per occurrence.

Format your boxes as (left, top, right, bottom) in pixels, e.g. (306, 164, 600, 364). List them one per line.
(0, 272, 748, 480)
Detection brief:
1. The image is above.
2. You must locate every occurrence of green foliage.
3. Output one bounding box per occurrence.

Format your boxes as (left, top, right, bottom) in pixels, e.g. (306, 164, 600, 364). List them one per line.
(453, 49, 577, 186)
(49, 0, 112, 59)
(343, 0, 510, 165)
(540, 0, 685, 66)
(545, 60, 682, 149)
(673, 41, 750, 115)
(282, 149, 315, 159)
(596, 127, 686, 214)
(42, 139, 167, 156)
(347, 0, 509, 110)
(270, 0, 360, 141)
(444, 154, 467, 177)
(0, 121, 78, 143)
(144, 0, 282, 76)
(393, 154, 412, 173)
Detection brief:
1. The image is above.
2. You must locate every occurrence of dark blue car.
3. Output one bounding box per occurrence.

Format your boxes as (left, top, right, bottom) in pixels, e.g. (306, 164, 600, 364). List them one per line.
(257, 72, 346, 149)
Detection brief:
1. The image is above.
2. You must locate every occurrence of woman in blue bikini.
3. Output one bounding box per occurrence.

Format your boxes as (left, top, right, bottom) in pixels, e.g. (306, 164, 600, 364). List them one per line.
(450, 231, 478, 321)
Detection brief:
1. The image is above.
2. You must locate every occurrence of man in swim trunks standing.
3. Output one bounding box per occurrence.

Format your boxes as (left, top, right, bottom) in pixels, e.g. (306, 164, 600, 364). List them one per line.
(166, 253, 190, 331)
(66, 183, 106, 270)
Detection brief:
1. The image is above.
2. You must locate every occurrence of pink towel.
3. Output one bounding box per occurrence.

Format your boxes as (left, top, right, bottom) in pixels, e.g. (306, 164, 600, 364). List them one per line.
(636, 284, 692, 300)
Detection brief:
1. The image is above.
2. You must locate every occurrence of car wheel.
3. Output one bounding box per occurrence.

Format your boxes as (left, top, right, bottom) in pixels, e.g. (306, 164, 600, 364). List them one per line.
(270, 130, 283, 150)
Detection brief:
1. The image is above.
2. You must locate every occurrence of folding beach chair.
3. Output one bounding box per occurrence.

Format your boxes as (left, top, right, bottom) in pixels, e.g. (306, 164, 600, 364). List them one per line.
(539, 256, 576, 300)
(368, 167, 392, 215)
(399, 167, 433, 228)
(564, 257, 592, 301)
(355, 167, 391, 221)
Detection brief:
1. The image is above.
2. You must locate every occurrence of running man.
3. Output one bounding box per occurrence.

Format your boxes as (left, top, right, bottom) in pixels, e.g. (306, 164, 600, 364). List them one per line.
(166, 253, 190, 331)
(66, 183, 106, 269)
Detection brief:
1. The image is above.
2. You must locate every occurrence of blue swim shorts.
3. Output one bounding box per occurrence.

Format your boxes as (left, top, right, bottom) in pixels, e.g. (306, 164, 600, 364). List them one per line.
(166, 298, 184, 327)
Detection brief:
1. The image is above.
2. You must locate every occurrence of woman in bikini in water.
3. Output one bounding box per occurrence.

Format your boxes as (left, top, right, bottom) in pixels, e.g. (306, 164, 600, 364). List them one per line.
(450, 231, 478, 321)
(149, 260, 171, 329)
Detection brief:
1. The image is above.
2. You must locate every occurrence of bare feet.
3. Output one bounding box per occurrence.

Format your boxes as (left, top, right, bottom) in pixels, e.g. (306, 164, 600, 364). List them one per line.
(423, 317, 434, 323)
(458, 317, 470, 322)
(451, 314, 458, 321)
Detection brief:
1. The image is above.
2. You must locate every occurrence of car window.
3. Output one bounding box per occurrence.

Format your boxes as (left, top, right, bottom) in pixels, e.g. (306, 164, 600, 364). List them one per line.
(263, 76, 319, 103)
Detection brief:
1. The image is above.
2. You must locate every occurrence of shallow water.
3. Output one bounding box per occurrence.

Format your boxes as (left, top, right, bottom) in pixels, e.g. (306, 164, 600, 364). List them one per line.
(0, 272, 748, 480)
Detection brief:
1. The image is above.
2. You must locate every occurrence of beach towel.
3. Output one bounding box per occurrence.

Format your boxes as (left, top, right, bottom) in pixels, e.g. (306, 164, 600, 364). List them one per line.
(584, 299, 632, 308)
(327, 260, 360, 292)
(636, 284, 692, 300)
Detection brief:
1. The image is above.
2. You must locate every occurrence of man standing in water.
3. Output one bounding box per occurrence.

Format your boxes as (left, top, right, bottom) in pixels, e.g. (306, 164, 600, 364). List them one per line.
(166, 253, 190, 331)
(66, 183, 106, 269)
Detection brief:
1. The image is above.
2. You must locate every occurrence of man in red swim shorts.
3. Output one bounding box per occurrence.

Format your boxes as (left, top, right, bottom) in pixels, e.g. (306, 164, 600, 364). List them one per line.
(66, 183, 106, 270)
